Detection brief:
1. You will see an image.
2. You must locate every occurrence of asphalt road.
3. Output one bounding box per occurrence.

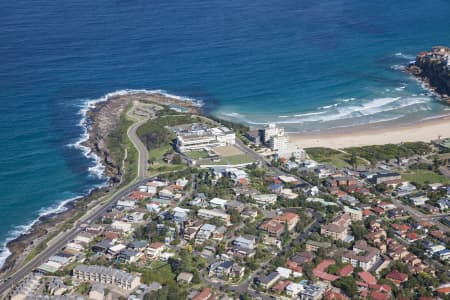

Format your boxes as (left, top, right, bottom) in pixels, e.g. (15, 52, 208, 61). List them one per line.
(0, 113, 151, 296)
(127, 119, 149, 179)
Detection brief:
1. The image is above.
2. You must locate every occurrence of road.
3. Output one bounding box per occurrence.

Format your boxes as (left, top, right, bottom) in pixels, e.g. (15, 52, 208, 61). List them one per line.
(389, 197, 450, 233)
(0, 179, 148, 295)
(0, 110, 151, 296)
(127, 118, 149, 179)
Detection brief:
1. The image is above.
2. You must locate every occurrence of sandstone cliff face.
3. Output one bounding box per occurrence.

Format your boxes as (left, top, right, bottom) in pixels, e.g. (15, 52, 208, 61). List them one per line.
(407, 52, 450, 103)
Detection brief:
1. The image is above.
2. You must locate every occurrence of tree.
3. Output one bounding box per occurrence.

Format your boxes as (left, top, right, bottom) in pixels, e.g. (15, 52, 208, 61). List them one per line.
(333, 276, 358, 297)
(351, 221, 367, 240)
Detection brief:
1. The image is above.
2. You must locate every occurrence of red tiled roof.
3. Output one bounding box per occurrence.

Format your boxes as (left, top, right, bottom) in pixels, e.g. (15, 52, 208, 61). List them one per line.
(386, 269, 408, 283)
(338, 265, 354, 276)
(358, 271, 377, 285)
(370, 290, 390, 300)
(430, 230, 446, 239)
(192, 288, 213, 300)
(405, 232, 420, 241)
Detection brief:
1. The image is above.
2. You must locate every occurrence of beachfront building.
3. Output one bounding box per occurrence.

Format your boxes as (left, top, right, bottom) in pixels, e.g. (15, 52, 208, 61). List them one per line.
(73, 265, 141, 291)
(173, 123, 235, 152)
(263, 123, 288, 152)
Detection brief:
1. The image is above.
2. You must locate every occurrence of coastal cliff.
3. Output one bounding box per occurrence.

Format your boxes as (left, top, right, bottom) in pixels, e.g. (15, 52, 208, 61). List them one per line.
(1, 91, 200, 274)
(406, 46, 450, 103)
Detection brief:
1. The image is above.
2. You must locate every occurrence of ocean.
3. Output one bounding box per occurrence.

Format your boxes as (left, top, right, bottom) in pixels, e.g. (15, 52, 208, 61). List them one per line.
(0, 0, 449, 265)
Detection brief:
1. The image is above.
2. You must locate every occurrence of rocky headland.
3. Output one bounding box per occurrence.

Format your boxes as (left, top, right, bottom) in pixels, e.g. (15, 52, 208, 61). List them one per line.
(1, 90, 200, 275)
(406, 46, 450, 103)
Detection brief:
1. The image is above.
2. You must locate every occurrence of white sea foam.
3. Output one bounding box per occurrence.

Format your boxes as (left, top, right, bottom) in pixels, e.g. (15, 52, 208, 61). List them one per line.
(391, 64, 406, 71)
(0, 88, 204, 268)
(395, 52, 415, 60)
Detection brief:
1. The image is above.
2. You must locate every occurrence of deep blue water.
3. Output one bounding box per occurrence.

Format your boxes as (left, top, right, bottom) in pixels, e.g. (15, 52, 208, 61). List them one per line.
(1, 0, 450, 263)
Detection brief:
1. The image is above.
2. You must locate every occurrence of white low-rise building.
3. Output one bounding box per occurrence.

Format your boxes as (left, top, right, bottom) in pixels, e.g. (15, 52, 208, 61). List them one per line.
(111, 221, 133, 233)
(73, 265, 140, 291)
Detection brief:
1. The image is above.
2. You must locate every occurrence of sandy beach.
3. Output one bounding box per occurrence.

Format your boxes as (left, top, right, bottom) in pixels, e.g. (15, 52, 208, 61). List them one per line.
(288, 115, 450, 149)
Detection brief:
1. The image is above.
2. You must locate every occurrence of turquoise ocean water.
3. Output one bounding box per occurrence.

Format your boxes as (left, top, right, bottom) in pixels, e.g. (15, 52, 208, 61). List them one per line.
(1, 0, 450, 264)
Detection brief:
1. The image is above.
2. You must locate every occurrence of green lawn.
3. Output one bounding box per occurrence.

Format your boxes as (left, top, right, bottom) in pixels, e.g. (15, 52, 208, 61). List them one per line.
(198, 153, 254, 166)
(402, 169, 449, 185)
(305, 147, 366, 168)
(148, 144, 172, 163)
(188, 150, 210, 160)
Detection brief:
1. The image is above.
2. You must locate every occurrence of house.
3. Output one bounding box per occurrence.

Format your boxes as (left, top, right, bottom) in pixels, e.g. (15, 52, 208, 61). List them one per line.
(338, 265, 354, 277)
(147, 242, 165, 259)
(128, 240, 149, 251)
(385, 270, 408, 285)
(192, 287, 215, 300)
(286, 282, 304, 297)
(212, 226, 226, 241)
(117, 249, 142, 264)
(197, 209, 231, 225)
(177, 272, 194, 284)
(268, 183, 283, 194)
(209, 260, 233, 279)
(358, 271, 377, 285)
(409, 194, 429, 206)
(195, 224, 216, 245)
(259, 272, 281, 289)
(111, 221, 133, 233)
(209, 197, 228, 209)
(231, 263, 246, 279)
(305, 240, 331, 252)
(299, 284, 325, 300)
(47, 278, 68, 296)
(107, 244, 126, 256)
(116, 200, 136, 210)
(226, 200, 245, 212)
(284, 160, 299, 170)
(232, 236, 256, 250)
(437, 198, 450, 211)
(259, 219, 285, 237)
(253, 194, 277, 206)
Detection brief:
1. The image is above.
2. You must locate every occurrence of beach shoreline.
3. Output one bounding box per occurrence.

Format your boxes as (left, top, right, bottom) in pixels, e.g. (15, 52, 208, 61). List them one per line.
(288, 114, 450, 149)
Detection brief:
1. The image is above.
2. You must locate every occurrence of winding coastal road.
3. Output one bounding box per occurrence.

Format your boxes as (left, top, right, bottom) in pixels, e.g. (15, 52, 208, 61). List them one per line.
(127, 118, 149, 179)
(0, 108, 151, 296)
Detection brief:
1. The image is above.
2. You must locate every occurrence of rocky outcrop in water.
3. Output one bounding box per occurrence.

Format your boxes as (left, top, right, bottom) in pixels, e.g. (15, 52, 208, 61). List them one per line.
(406, 46, 450, 103)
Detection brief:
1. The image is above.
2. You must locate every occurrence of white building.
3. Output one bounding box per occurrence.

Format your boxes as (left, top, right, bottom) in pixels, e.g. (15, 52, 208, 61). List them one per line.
(175, 125, 235, 152)
(209, 198, 228, 209)
(198, 209, 231, 225)
(111, 221, 133, 233)
(253, 194, 277, 206)
(263, 123, 288, 152)
(73, 265, 141, 291)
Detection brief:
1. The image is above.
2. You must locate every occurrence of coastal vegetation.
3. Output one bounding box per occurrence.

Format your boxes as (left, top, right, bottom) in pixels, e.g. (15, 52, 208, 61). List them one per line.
(106, 103, 138, 185)
(402, 169, 449, 185)
(344, 142, 432, 163)
(305, 147, 366, 168)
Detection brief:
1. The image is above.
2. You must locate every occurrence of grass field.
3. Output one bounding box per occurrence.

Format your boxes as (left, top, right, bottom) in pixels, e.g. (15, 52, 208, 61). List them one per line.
(198, 153, 254, 166)
(402, 169, 450, 185)
(305, 147, 366, 168)
(187, 150, 210, 160)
